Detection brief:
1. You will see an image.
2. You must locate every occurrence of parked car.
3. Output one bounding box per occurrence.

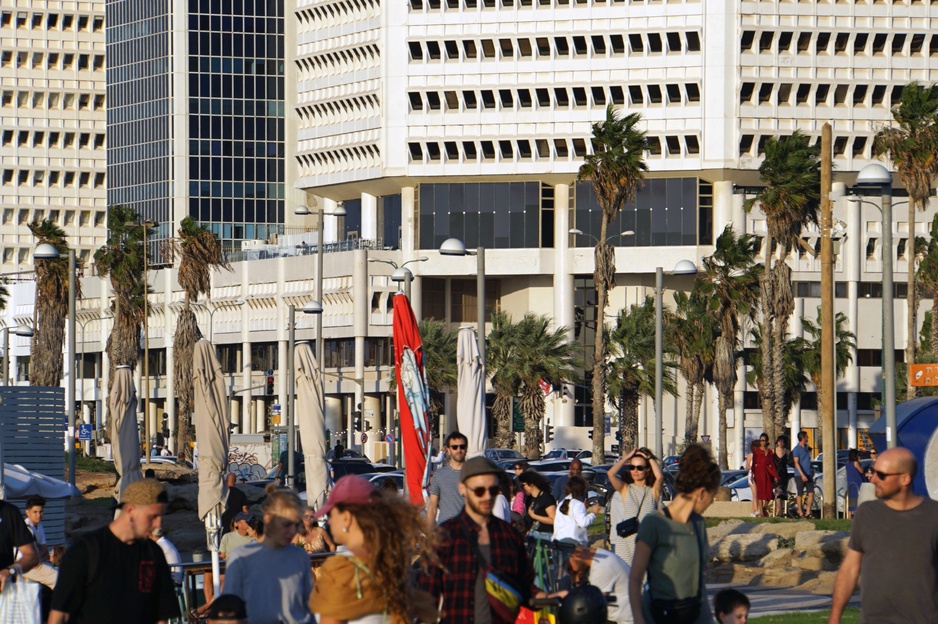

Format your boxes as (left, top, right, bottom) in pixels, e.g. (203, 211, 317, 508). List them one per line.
(484, 448, 525, 463)
(364, 471, 405, 490)
(721, 469, 748, 487)
(330, 459, 396, 479)
(542, 448, 583, 460)
(326, 448, 370, 461)
(574, 450, 618, 463)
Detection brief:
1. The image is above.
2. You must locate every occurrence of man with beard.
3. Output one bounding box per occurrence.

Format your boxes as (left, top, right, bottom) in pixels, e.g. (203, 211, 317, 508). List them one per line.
(829, 447, 938, 623)
(420, 456, 535, 624)
(427, 431, 469, 524)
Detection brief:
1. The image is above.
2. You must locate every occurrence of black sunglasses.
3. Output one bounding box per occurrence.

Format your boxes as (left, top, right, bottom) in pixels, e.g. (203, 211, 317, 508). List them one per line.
(627, 464, 648, 471)
(450, 444, 467, 450)
(469, 486, 500, 498)
(873, 469, 902, 480)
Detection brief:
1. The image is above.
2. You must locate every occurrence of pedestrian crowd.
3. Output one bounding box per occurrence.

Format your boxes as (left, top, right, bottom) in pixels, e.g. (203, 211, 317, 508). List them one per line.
(2, 432, 935, 624)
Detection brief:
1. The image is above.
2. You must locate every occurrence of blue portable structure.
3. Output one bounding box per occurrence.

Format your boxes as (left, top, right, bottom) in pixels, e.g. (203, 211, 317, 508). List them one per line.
(868, 397, 938, 499)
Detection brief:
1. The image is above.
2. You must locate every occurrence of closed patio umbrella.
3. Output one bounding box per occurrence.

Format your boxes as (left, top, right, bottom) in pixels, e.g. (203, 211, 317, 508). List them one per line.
(193, 339, 230, 596)
(456, 326, 487, 458)
(295, 342, 327, 510)
(110, 365, 143, 501)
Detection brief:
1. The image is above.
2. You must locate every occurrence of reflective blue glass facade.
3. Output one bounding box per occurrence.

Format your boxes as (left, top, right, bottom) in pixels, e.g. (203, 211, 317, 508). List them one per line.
(106, 0, 286, 246)
(106, 1, 172, 226)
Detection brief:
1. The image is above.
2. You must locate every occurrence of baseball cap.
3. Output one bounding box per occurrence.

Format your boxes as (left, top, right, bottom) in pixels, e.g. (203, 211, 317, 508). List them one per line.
(206, 594, 247, 620)
(460, 456, 501, 483)
(234, 511, 254, 523)
(120, 479, 168, 507)
(314, 475, 377, 518)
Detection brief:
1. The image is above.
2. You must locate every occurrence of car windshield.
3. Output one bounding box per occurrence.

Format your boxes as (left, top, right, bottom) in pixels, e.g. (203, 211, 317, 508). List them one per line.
(543, 450, 564, 459)
(496, 450, 523, 460)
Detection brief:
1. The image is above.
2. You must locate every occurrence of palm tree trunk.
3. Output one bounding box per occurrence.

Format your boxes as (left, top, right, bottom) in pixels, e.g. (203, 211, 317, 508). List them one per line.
(683, 382, 698, 446)
(520, 387, 545, 458)
(907, 199, 918, 399)
(931, 291, 938, 358)
(492, 393, 513, 448)
(692, 381, 704, 441)
(760, 233, 777, 439)
(718, 389, 729, 469)
(771, 262, 795, 440)
(591, 213, 611, 462)
(622, 393, 640, 451)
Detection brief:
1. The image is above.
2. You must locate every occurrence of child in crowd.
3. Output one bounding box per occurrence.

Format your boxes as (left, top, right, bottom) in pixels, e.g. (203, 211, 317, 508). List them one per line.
(714, 588, 750, 624)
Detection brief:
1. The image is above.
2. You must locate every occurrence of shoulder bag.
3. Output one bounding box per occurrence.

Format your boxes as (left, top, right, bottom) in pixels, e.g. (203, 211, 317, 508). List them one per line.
(462, 526, 526, 621)
(616, 487, 649, 538)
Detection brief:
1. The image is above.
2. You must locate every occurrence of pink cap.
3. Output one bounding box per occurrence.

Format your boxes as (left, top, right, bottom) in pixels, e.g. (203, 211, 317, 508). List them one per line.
(314, 475, 377, 518)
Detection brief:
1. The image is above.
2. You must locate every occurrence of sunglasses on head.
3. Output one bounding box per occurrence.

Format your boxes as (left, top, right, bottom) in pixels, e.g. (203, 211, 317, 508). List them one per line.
(450, 444, 467, 450)
(627, 464, 648, 471)
(469, 485, 500, 498)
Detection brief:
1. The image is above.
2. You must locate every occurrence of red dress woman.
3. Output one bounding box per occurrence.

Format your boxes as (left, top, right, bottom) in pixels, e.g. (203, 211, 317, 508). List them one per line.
(751, 433, 778, 516)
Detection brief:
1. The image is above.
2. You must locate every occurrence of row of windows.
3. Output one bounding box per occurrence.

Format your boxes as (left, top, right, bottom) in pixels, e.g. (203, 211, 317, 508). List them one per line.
(406, 134, 701, 162)
(739, 133, 871, 159)
(0, 90, 104, 111)
(190, 56, 284, 77)
(410, 0, 927, 9)
(189, 181, 286, 199)
(407, 83, 700, 112)
(408, 31, 700, 62)
(296, 0, 379, 30)
(191, 198, 285, 226)
(107, 98, 171, 126)
(0, 169, 105, 189)
(189, 140, 285, 159)
(187, 0, 284, 16)
(740, 82, 904, 109)
(107, 157, 171, 189)
(108, 119, 171, 151)
(794, 280, 911, 299)
(1, 130, 105, 151)
(107, 58, 170, 87)
(190, 150, 287, 180)
(297, 44, 380, 79)
(295, 95, 379, 129)
(743, 30, 938, 57)
(0, 51, 105, 72)
(188, 14, 283, 35)
(296, 144, 381, 172)
(189, 32, 285, 59)
(190, 116, 284, 141)
(0, 12, 102, 32)
(0, 208, 106, 228)
(189, 74, 286, 101)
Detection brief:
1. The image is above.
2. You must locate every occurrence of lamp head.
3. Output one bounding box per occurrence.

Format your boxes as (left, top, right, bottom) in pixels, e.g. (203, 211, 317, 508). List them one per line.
(620, 230, 635, 237)
(855, 163, 892, 187)
(34, 243, 60, 260)
(332, 201, 347, 217)
(439, 238, 468, 256)
(295, 205, 311, 216)
(13, 325, 33, 337)
(671, 260, 698, 276)
(569, 228, 584, 236)
(391, 267, 413, 283)
(303, 300, 323, 315)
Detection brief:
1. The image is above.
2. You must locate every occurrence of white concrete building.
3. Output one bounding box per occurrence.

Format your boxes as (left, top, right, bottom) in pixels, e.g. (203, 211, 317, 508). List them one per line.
(0, 2, 107, 270)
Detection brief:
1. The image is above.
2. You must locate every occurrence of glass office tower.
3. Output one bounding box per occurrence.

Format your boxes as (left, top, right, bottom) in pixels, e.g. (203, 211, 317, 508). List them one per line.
(106, 0, 290, 249)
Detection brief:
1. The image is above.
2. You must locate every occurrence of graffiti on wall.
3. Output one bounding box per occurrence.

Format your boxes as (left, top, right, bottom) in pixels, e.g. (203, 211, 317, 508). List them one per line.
(228, 442, 272, 482)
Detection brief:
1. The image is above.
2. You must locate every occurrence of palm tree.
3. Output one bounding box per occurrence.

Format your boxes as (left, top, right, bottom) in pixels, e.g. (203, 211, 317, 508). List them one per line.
(698, 225, 762, 467)
(744, 131, 820, 440)
(607, 297, 676, 451)
(670, 287, 715, 447)
(747, 327, 809, 431)
(486, 311, 520, 449)
(170, 216, 231, 459)
(418, 318, 458, 433)
(28, 219, 79, 387)
(800, 308, 857, 453)
(875, 82, 938, 398)
(578, 104, 648, 463)
(918, 214, 938, 358)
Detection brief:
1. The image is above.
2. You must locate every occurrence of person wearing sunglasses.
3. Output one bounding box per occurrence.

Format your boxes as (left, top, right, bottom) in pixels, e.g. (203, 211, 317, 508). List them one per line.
(829, 447, 938, 624)
(419, 456, 536, 624)
(428, 431, 470, 524)
(608, 448, 663, 565)
(310, 475, 440, 624)
(750, 434, 778, 518)
(221, 484, 314, 624)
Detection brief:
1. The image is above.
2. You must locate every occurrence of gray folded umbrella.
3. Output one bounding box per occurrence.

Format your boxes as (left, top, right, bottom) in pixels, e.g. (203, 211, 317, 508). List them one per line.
(295, 342, 327, 510)
(110, 366, 143, 500)
(193, 339, 230, 520)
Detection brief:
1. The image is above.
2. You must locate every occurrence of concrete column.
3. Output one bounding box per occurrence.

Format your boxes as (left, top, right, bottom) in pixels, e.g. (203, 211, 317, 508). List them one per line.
(790, 297, 805, 442)
(277, 339, 288, 412)
(324, 198, 340, 243)
(242, 339, 253, 434)
(362, 395, 381, 432)
(410, 275, 423, 322)
(712, 180, 738, 235)
(255, 400, 266, 434)
(325, 396, 342, 441)
(361, 193, 378, 242)
(553, 183, 575, 427)
(400, 187, 416, 257)
(353, 250, 367, 449)
(733, 375, 745, 470)
(165, 344, 175, 454)
(231, 399, 242, 434)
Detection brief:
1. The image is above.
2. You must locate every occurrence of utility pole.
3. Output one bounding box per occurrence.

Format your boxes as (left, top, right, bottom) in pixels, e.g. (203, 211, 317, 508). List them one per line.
(820, 123, 836, 518)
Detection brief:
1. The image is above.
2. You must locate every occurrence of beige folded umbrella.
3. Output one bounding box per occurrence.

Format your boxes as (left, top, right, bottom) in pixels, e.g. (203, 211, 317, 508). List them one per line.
(295, 342, 327, 510)
(457, 326, 487, 458)
(110, 366, 143, 500)
(193, 340, 230, 520)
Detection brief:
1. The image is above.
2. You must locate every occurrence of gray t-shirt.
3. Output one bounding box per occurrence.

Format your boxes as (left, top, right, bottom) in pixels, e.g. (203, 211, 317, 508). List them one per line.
(223, 541, 313, 624)
(849, 497, 938, 624)
(429, 463, 464, 524)
(474, 543, 493, 624)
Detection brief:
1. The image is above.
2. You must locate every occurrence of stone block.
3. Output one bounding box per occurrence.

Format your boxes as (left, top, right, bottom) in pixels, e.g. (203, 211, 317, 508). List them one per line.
(707, 518, 749, 546)
(758, 548, 793, 568)
(795, 530, 851, 560)
(706, 563, 761, 585)
(712, 533, 779, 562)
(792, 554, 839, 572)
(749, 567, 816, 587)
(703, 501, 754, 518)
(751, 521, 815, 539)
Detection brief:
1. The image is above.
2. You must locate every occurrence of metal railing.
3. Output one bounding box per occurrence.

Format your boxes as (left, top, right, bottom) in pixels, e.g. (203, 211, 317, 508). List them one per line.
(225, 238, 395, 264)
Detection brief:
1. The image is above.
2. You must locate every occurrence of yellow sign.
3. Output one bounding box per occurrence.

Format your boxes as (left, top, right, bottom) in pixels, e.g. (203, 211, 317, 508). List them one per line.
(909, 364, 938, 387)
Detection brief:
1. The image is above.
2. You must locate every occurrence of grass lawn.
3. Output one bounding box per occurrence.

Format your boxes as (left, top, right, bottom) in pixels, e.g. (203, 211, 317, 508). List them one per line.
(753, 608, 859, 622)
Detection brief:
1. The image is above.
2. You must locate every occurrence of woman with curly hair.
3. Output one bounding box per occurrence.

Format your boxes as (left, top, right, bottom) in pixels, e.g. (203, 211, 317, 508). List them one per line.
(308, 475, 440, 624)
(222, 483, 313, 623)
(629, 444, 721, 624)
(516, 470, 556, 540)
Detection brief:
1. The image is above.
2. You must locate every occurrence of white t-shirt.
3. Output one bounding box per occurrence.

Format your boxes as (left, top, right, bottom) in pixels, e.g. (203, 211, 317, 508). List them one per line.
(552, 496, 595, 546)
(493, 494, 511, 522)
(589, 548, 633, 623)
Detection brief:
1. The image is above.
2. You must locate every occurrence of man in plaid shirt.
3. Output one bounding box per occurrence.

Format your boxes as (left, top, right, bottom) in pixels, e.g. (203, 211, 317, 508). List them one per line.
(420, 456, 535, 624)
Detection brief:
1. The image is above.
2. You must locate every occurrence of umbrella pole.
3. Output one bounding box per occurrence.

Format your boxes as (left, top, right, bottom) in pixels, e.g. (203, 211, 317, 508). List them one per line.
(206, 504, 222, 597)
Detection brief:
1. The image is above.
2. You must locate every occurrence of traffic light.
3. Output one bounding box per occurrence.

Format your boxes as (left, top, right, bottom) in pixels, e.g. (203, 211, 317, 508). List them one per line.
(546, 424, 554, 443)
(588, 429, 594, 440)
(353, 411, 362, 432)
(615, 430, 623, 442)
(266, 376, 274, 395)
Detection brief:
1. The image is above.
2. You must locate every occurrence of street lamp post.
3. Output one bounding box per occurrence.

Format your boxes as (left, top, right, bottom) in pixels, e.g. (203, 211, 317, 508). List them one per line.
(368, 257, 429, 300)
(854, 164, 897, 448)
(77, 313, 112, 454)
(654, 260, 698, 459)
(194, 300, 246, 343)
(285, 300, 322, 489)
(125, 220, 157, 460)
(1, 324, 33, 386)
(440, 238, 486, 404)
